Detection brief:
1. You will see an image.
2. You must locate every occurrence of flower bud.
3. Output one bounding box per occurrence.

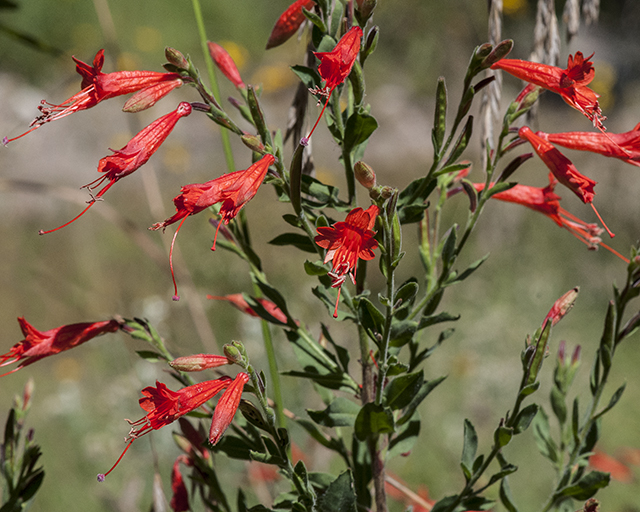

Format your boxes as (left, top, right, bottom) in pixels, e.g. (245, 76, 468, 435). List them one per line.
(169, 354, 231, 372)
(379, 186, 393, 200)
(208, 41, 245, 89)
(165, 47, 189, 71)
(122, 79, 183, 113)
(354, 161, 376, 189)
(224, 341, 248, 366)
(241, 134, 266, 154)
(356, 0, 377, 22)
(543, 287, 579, 327)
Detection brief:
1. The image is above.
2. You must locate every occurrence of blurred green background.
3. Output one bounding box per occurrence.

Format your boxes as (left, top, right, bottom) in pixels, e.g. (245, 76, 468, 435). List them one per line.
(1, 0, 640, 511)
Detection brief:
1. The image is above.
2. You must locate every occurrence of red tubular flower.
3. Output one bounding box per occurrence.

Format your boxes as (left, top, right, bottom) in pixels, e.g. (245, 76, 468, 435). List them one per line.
(0, 317, 120, 377)
(473, 177, 628, 262)
(207, 293, 288, 324)
(98, 377, 232, 481)
(169, 353, 233, 372)
(537, 124, 640, 168)
(589, 451, 634, 483)
(518, 126, 614, 237)
(170, 455, 190, 512)
(491, 52, 605, 131)
(149, 154, 275, 300)
(39, 102, 193, 236)
(209, 372, 250, 445)
(4, 49, 182, 144)
(266, 0, 316, 50)
(315, 205, 380, 317)
(303, 26, 363, 143)
(208, 42, 245, 89)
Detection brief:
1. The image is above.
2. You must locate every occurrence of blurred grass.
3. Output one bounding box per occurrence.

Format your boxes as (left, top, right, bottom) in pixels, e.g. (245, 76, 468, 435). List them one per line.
(1, 0, 640, 511)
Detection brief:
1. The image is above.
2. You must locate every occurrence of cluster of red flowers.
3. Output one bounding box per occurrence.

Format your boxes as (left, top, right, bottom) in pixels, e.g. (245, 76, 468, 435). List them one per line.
(472, 50, 638, 259)
(98, 369, 250, 482)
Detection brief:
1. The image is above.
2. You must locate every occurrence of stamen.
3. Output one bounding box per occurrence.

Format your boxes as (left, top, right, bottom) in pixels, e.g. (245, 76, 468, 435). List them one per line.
(39, 200, 97, 235)
(97, 439, 135, 482)
(590, 203, 614, 238)
(304, 87, 335, 142)
(169, 216, 188, 301)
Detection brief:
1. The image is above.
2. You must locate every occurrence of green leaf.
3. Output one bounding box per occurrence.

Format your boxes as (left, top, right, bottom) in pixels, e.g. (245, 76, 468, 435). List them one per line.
(283, 371, 357, 392)
(532, 408, 558, 463)
(384, 371, 424, 410)
(594, 382, 626, 420)
(290, 65, 321, 90)
(388, 411, 421, 459)
(301, 174, 347, 209)
(514, 403, 539, 434)
(418, 311, 460, 330)
(518, 381, 540, 400)
(550, 386, 567, 425)
(343, 113, 378, 154)
(251, 273, 296, 327)
(318, 470, 357, 512)
(389, 320, 418, 347)
(461, 419, 478, 481)
(393, 281, 419, 313)
(354, 403, 395, 441)
(295, 418, 346, 454)
(444, 115, 473, 166)
(289, 143, 304, 215)
(358, 298, 385, 345)
(432, 77, 447, 154)
(269, 232, 316, 253)
(397, 376, 446, 426)
(312, 286, 356, 321)
(307, 398, 361, 427)
(302, 6, 327, 32)
(494, 426, 513, 448)
(554, 471, 610, 500)
(487, 463, 517, 486)
(304, 260, 328, 276)
(480, 181, 516, 199)
(446, 253, 489, 285)
(499, 478, 520, 512)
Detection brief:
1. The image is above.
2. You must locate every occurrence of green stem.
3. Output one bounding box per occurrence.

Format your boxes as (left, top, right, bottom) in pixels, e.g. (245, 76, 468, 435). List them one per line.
(252, 280, 286, 429)
(191, 0, 235, 172)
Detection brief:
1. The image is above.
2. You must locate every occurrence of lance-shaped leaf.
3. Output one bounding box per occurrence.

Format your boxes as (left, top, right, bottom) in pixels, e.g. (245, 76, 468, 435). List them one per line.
(384, 371, 424, 410)
(343, 112, 378, 154)
(318, 470, 357, 512)
(307, 397, 361, 427)
(289, 143, 304, 215)
(461, 419, 478, 481)
(354, 403, 395, 441)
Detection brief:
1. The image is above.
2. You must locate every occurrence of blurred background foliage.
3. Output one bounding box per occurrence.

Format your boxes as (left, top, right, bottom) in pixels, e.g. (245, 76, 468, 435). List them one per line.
(1, 0, 640, 511)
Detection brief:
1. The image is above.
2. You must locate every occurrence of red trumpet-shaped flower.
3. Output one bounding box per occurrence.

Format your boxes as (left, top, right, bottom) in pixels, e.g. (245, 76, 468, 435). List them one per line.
(209, 372, 250, 445)
(98, 377, 232, 481)
(208, 42, 245, 89)
(150, 154, 275, 300)
(170, 455, 191, 512)
(517, 126, 613, 237)
(207, 293, 289, 324)
(4, 49, 182, 144)
(266, 0, 316, 50)
(537, 124, 640, 168)
(491, 52, 605, 131)
(38, 102, 193, 235)
(315, 205, 380, 317)
(303, 26, 363, 143)
(0, 317, 121, 377)
(473, 176, 627, 262)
